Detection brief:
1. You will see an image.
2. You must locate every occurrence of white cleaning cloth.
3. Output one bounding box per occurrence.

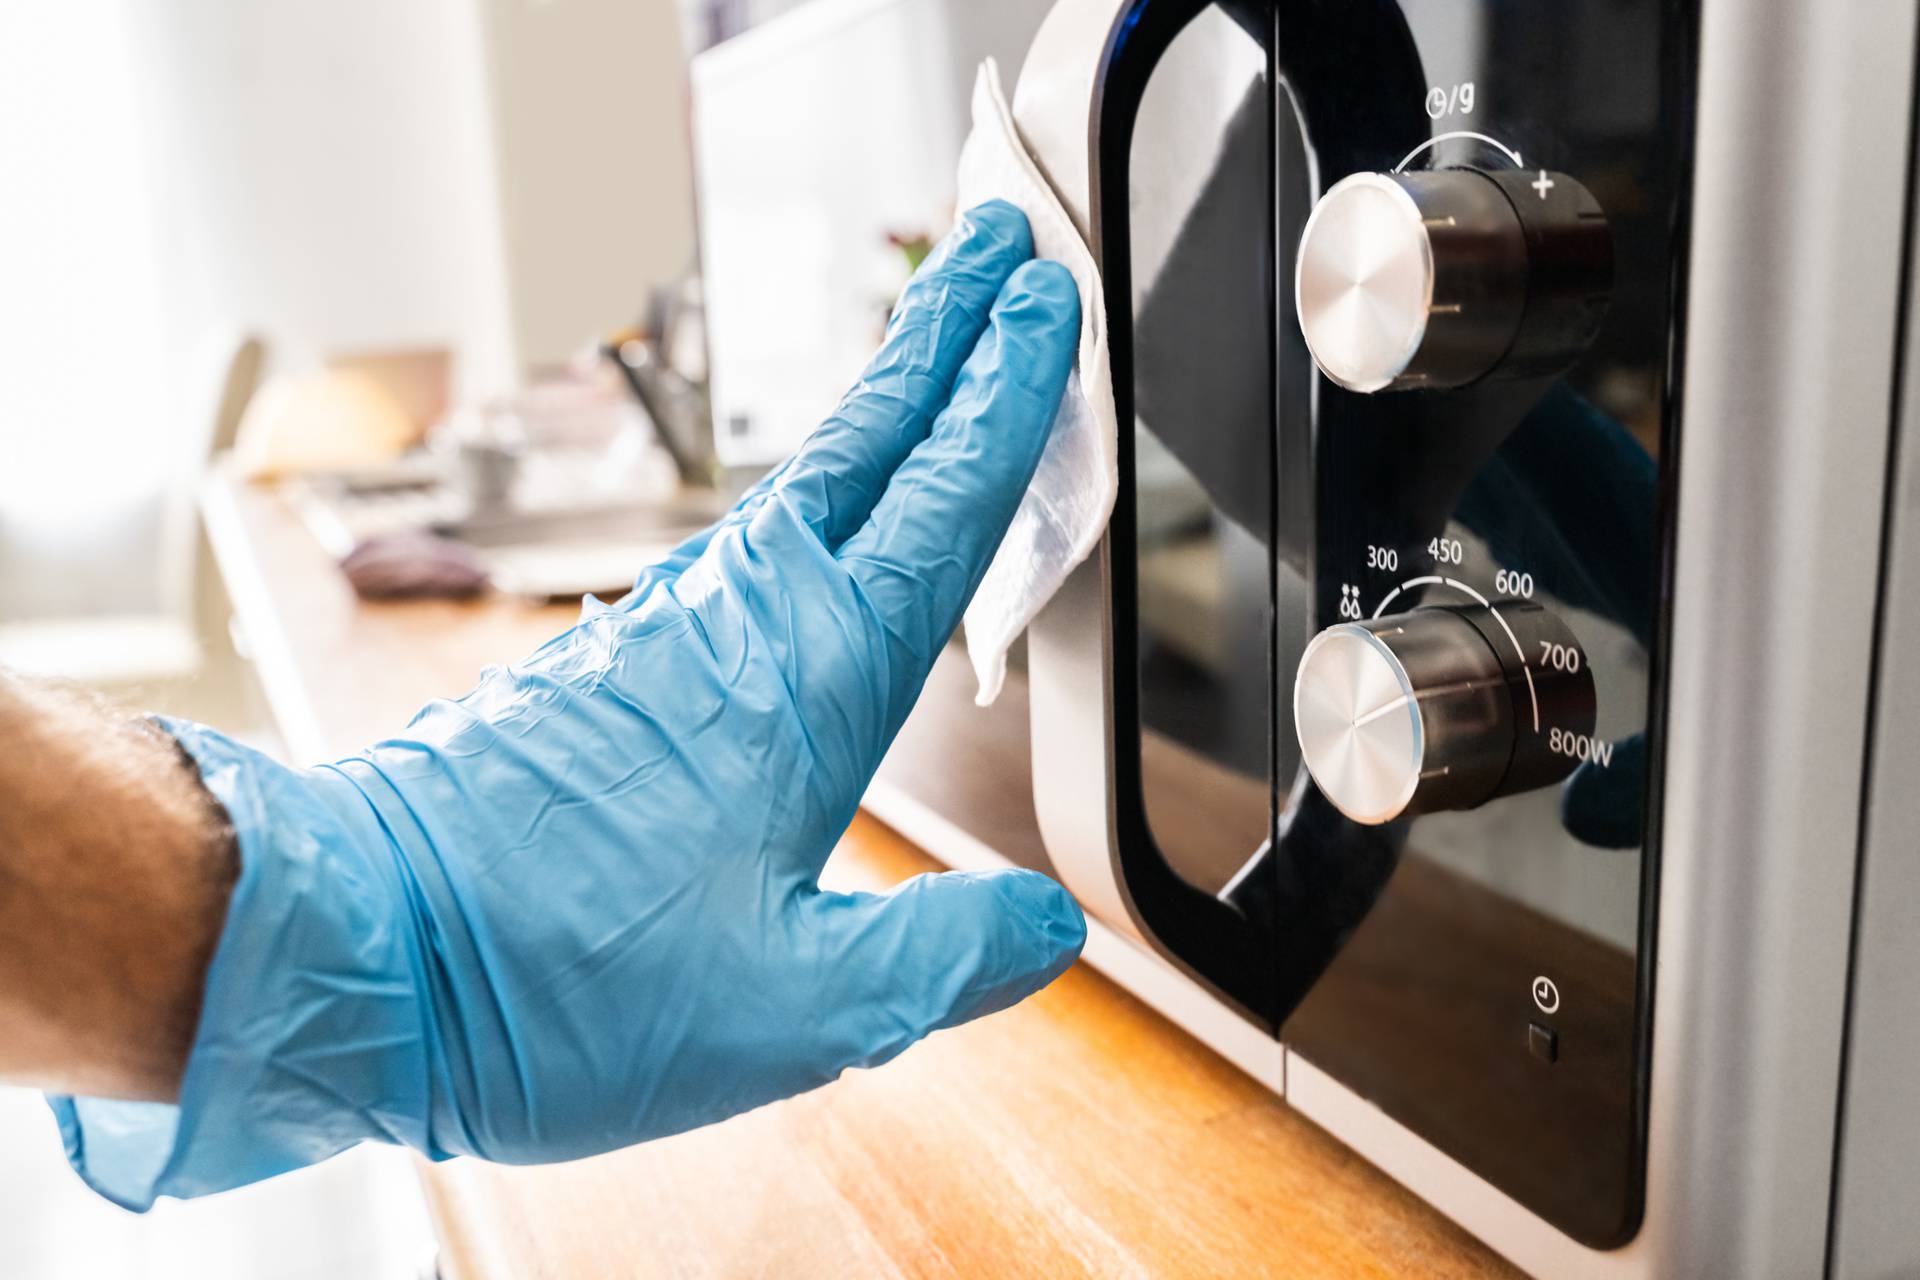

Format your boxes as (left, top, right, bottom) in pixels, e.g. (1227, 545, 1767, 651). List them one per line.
(957, 58, 1118, 705)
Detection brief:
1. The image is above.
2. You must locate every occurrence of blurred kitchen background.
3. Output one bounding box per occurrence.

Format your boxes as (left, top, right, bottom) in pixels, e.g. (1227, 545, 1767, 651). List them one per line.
(0, 0, 1048, 1274)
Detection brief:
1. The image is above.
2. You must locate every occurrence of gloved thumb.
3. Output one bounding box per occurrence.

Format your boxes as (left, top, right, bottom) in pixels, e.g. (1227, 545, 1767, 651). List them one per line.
(796, 868, 1086, 1074)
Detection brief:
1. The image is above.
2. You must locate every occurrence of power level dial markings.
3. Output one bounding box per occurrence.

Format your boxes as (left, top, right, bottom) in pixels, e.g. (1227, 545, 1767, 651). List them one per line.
(1372, 576, 1540, 729)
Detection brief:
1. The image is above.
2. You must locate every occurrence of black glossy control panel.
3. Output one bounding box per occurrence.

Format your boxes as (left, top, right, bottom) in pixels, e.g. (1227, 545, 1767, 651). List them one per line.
(1103, 0, 1695, 1247)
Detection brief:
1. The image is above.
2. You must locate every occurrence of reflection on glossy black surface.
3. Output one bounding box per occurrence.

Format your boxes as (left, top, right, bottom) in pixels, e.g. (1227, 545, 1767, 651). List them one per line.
(1098, 0, 1693, 1249)
(1128, 10, 1274, 893)
(1457, 383, 1659, 848)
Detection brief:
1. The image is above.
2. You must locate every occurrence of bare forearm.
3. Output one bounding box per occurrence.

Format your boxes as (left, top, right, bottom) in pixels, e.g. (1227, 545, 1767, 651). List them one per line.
(0, 673, 236, 1101)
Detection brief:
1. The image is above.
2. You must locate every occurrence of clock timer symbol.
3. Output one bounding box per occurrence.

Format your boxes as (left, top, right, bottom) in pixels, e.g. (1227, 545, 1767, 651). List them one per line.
(1532, 975, 1561, 1015)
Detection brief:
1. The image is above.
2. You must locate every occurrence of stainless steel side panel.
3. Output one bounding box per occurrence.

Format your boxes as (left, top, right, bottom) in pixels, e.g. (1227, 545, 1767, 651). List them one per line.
(1829, 63, 1920, 1273)
(1030, 545, 1146, 940)
(1634, 0, 1914, 1273)
(1021, 0, 1168, 948)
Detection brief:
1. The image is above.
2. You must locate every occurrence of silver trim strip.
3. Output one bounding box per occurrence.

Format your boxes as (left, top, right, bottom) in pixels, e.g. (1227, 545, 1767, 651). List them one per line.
(1016, 0, 1154, 947)
(1288, 1053, 1652, 1278)
(1640, 0, 1916, 1272)
(1828, 31, 1920, 1269)
(1029, 546, 1148, 940)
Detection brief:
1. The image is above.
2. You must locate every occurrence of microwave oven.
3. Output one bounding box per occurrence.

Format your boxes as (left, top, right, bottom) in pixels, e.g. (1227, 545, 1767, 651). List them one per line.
(872, 0, 1920, 1275)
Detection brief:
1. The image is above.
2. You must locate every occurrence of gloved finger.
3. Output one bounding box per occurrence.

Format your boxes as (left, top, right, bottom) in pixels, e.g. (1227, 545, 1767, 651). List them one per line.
(761, 199, 1039, 550)
(616, 202, 1037, 613)
(794, 868, 1085, 1075)
(835, 259, 1079, 687)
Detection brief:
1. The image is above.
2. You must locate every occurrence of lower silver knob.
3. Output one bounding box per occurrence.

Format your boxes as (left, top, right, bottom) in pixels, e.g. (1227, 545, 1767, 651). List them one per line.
(1293, 603, 1596, 825)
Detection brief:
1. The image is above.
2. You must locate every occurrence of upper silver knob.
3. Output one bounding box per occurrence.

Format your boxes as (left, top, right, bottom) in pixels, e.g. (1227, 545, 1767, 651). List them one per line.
(1294, 167, 1612, 393)
(1294, 174, 1438, 393)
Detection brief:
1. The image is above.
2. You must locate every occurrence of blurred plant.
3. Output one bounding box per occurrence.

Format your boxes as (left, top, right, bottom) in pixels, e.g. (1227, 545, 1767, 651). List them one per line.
(889, 230, 937, 275)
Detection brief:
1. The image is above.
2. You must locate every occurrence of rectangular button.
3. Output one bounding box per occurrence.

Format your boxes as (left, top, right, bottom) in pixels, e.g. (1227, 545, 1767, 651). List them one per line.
(1527, 1021, 1558, 1064)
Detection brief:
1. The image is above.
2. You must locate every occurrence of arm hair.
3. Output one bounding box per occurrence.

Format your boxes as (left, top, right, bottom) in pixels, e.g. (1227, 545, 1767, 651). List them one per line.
(0, 672, 237, 1101)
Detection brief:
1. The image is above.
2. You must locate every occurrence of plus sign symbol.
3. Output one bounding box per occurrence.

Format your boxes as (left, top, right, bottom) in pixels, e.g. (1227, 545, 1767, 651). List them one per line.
(1531, 169, 1556, 201)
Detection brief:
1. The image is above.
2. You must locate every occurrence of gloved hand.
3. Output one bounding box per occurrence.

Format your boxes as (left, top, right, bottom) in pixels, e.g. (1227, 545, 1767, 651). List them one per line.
(49, 201, 1088, 1210)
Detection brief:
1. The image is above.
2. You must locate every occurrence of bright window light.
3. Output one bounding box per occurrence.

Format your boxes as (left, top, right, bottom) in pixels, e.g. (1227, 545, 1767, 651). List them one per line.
(0, 1, 172, 530)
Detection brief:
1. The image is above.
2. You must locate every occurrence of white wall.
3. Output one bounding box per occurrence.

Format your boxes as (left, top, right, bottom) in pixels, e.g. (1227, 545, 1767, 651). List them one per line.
(123, 0, 703, 399)
(0, 2, 182, 618)
(0, 0, 523, 621)
(124, 0, 520, 404)
(2, 0, 702, 626)
(479, 0, 698, 372)
(693, 0, 1050, 467)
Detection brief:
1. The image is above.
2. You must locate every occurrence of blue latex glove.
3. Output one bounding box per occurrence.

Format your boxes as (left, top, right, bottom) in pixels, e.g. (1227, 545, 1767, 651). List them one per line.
(49, 201, 1087, 1210)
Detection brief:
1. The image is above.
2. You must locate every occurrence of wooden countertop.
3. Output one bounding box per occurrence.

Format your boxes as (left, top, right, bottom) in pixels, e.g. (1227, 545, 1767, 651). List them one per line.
(200, 464, 1518, 1279)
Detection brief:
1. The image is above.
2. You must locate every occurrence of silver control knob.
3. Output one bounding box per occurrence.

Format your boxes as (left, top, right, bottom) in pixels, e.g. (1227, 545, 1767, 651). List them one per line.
(1293, 604, 1596, 825)
(1294, 167, 1611, 393)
